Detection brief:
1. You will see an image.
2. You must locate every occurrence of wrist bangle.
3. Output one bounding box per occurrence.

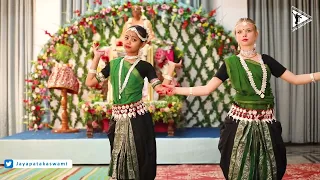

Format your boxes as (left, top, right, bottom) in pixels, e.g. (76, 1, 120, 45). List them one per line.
(186, 87, 193, 100)
(163, 74, 173, 81)
(88, 69, 97, 74)
(310, 73, 316, 83)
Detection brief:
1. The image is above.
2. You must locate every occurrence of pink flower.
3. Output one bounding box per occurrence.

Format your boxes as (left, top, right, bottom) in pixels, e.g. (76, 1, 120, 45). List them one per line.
(92, 121, 99, 128)
(200, 17, 207, 23)
(146, 6, 152, 11)
(106, 7, 111, 13)
(178, 8, 184, 15)
(192, 17, 198, 22)
(199, 27, 205, 33)
(161, 4, 167, 10)
(40, 88, 47, 93)
(155, 48, 166, 64)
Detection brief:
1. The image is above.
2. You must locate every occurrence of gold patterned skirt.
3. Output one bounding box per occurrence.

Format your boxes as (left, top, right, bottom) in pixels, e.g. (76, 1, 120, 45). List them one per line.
(107, 100, 156, 180)
(218, 104, 287, 180)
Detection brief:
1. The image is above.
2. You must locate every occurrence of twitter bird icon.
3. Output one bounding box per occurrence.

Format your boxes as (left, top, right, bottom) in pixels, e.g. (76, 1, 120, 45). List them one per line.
(4, 159, 14, 168)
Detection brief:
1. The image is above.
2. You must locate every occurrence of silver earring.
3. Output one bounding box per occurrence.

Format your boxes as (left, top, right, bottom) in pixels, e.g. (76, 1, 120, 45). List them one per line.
(254, 43, 256, 49)
(238, 44, 241, 51)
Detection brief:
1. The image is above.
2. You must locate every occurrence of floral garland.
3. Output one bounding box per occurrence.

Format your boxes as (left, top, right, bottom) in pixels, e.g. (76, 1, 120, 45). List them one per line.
(23, 0, 237, 130)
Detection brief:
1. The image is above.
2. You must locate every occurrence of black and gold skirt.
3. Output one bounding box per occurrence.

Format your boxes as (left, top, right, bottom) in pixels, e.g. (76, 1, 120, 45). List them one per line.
(107, 100, 156, 180)
(218, 104, 287, 180)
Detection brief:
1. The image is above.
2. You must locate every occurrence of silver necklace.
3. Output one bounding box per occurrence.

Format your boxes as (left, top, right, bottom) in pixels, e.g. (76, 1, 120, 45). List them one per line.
(240, 49, 257, 58)
(124, 55, 139, 60)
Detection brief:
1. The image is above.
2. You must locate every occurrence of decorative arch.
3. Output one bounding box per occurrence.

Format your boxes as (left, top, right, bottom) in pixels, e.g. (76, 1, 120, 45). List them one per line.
(24, 1, 237, 129)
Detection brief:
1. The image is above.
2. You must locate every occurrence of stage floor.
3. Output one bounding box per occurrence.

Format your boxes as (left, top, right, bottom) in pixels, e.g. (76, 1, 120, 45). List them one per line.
(0, 128, 221, 165)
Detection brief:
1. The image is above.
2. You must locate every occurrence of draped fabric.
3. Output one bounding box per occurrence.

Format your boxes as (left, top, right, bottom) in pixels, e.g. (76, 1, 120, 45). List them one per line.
(0, 0, 33, 138)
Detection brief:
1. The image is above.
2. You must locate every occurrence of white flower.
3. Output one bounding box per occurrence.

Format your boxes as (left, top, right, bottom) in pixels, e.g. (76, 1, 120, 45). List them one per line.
(73, 21, 78, 25)
(37, 65, 43, 70)
(31, 106, 36, 110)
(173, 8, 178, 13)
(83, 39, 88, 47)
(32, 116, 36, 121)
(201, 69, 208, 79)
(226, 39, 230, 43)
(35, 88, 40, 93)
(33, 73, 38, 78)
(164, 107, 170, 112)
(124, 8, 128, 12)
(82, 104, 86, 109)
(221, 35, 226, 40)
(212, 49, 220, 61)
(161, 13, 168, 24)
(197, 23, 202, 27)
(32, 93, 37, 98)
(153, 5, 159, 10)
(84, 107, 88, 111)
(92, 33, 101, 41)
(24, 115, 28, 119)
(68, 59, 76, 68)
(77, 68, 84, 77)
(193, 17, 198, 22)
(205, 60, 214, 71)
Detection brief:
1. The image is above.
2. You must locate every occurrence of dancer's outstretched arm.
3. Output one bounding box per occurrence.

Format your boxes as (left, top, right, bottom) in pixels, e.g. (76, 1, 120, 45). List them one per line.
(280, 70, 320, 85)
(163, 77, 223, 96)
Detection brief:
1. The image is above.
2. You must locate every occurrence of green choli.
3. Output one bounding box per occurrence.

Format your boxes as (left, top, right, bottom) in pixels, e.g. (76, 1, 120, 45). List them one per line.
(109, 58, 144, 105)
(225, 55, 274, 110)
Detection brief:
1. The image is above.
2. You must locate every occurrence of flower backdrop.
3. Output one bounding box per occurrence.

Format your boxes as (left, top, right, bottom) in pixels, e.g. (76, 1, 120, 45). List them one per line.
(23, 1, 237, 130)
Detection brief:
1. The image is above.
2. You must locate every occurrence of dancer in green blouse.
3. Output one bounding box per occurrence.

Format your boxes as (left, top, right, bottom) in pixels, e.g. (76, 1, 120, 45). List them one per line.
(162, 18, 320, 180)
(86, 25, 179, 180)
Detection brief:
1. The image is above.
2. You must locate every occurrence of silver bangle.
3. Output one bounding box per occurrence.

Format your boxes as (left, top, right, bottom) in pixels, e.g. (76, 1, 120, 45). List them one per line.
(310, 73, 316, 83)
(88, 69, 97, 74)
(186, 87, 193, 100)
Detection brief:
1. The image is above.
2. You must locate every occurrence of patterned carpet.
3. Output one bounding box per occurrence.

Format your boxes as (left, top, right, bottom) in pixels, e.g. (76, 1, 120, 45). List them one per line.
(1, 164, 320, 180)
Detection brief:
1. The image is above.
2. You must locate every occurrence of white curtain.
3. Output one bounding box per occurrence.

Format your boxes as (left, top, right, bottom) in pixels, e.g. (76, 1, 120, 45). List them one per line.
(248, 0, 320, 143)
(0, 0, 33, 137)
